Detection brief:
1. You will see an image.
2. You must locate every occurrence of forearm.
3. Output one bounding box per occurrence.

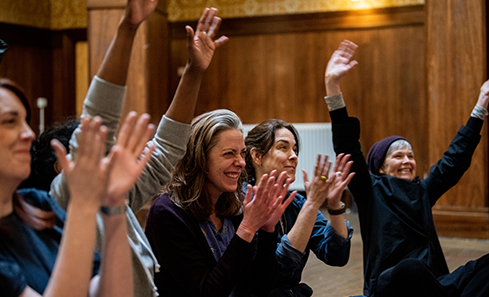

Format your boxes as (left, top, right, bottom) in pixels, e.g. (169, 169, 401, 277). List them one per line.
(286, 201, 321, 253)
(43, 199, 98, 297)
(165, 65, 205, 124)
(328, 213, 348, 239)
(94, 211, 132, 297)
(127, 116, 190, 211)
(96, 18, 139, 85)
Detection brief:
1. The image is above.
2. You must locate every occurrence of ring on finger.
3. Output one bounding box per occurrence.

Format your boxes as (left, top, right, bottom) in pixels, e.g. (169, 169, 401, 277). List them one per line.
(320, 175, 328, 180)
(336, 171, 342, 175)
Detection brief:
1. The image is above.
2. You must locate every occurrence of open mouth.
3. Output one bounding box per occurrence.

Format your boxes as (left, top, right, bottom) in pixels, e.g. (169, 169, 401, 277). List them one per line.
(225, 173, 240, 179)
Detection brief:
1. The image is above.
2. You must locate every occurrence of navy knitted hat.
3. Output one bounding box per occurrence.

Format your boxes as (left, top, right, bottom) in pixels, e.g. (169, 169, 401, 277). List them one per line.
(367, 135, 407, 175)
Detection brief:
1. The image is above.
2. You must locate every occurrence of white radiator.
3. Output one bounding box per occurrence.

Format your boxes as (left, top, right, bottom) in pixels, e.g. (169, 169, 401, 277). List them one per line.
(242, 122, 334, 191)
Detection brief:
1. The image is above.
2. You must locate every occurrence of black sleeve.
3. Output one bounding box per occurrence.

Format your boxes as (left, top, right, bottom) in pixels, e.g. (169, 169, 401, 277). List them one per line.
(330, 108, 373, 212)
(422, 123, 482, 206)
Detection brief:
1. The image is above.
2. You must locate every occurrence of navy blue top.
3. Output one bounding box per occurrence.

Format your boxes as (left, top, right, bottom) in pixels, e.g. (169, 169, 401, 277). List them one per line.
(0, 188, 100, 296)
(243, 183, 353, 295)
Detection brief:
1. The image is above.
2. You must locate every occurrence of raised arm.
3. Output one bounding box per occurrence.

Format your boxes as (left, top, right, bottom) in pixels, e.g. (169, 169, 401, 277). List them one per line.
(325, 40, 358, 97)
(284, 155, 335, 253)
(126, 7, 229, 210)
(422, 79, 489, 202)
(97, 0, 158, 85)
(90, 112, 155, 297)
(40, 117, 110, 297)
(49, 0, 157, 209)
(165, 7, 229, 124)
(324, 153, 354, 239)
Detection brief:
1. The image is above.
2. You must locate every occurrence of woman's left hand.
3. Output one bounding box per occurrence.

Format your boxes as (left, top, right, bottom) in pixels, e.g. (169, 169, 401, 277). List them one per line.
(103, 112, 155, 207)
(326, 154, 355, 210)
(186, 8, 229, 72)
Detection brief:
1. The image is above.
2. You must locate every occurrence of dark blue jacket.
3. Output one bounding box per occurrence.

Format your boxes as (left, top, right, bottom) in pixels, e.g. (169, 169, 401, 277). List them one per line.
(244, 183, 353, 296)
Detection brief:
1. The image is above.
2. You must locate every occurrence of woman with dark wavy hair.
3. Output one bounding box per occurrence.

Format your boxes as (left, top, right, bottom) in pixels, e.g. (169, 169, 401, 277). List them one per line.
(0, 77, 153, 297)
(244, 118, 355, 296)
(146, 109, 298, 297)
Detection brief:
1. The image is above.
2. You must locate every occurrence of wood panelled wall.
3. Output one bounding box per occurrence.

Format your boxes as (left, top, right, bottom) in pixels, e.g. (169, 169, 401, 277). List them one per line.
(0, 23, 84, 135)
(426, 0, 488, 238)
(168, 3, 488, 239)
(86, 0, 171, 124)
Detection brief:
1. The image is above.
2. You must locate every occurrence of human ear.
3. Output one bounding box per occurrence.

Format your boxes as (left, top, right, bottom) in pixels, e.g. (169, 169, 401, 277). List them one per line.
(250, 148, 262, 167)
(54, 160, 62, 174)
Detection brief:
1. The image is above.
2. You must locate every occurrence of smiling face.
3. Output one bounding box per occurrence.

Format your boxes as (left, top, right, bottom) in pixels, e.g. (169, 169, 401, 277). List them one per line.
(380, 146, 416, 181)
(205, 129, 246, 202)
(256, 128, 298, 183)
(0, 87, 35, 184)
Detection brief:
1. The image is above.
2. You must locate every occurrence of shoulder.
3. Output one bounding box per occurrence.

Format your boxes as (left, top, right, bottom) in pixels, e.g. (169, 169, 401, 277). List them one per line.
(147, 193, 191, 225)
(17, 188, 66, 221)
(17, 188, 51, 208)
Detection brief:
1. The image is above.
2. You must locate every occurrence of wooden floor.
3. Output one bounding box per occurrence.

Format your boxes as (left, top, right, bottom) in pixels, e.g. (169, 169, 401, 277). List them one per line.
(301, 210, 489, 297)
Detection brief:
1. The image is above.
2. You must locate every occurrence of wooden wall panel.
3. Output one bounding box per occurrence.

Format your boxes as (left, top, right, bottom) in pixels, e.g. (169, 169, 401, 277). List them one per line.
(88, 4, 171, 125)
(169, 6, 429, 178)
(426, 0, 488, 238)
(0, 23, 83, 135)
(168, 4, 488, 238)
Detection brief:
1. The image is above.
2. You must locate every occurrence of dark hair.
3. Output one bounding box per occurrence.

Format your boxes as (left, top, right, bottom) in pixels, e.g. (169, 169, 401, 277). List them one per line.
(19, 118, 79, 191)
(167, 109, 245, 221)
(0, 78, 31, 124)
(244, 119, 300, 185)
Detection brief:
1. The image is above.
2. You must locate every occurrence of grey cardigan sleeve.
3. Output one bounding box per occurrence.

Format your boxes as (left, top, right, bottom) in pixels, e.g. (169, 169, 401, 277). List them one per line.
(50, 76, 126, 209)
(126, 115, 190, 211)
(50, 76, 191, 212)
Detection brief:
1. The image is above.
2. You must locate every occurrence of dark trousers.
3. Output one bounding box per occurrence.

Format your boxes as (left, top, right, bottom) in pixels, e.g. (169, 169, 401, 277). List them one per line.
(375, 253, 489, 297)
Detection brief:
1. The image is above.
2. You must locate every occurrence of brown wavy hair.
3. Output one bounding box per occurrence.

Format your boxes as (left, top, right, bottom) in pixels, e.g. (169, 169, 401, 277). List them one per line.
(167, 109, 246, 221)
(0, 78, 55, 234)
(244, 119, 300, 185)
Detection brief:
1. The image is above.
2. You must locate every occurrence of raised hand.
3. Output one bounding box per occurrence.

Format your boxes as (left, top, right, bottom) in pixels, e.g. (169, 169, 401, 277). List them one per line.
(52, 116, 111, 211)
(325, 40, 358, 96)
(103, 112, 156, 207)
(326, 153, 354, 210)
(302, 154, 335, 209)
(186, 8, 229, 72)
(124, 0, 159, 28)
(476, 79, 489, 110)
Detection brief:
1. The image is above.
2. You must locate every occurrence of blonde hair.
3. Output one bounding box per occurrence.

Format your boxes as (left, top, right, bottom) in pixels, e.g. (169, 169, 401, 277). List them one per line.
(168, 109, 245, 221)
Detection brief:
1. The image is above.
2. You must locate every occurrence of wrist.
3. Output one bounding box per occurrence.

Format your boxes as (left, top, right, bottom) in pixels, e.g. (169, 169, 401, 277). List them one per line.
(100, 205, 127, 216)
(119, 18, 139, 35)
(325, 76, 341, 96)
(303, 198, 322, 210)
(327, 201, 346, 215)
(237, 223, 256, 243)
(185, 62, 206, 76)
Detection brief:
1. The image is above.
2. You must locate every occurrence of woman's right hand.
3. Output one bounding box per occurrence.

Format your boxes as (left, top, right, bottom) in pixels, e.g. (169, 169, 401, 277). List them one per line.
(123, 0, 159, 29)
(302, 154, 334, 209)
(325, 40, 358, 96)
(238, 171, 296, 241)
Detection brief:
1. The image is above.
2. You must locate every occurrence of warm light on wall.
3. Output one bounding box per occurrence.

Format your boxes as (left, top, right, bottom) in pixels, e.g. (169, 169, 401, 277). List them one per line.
(168, 0, 424, 22)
